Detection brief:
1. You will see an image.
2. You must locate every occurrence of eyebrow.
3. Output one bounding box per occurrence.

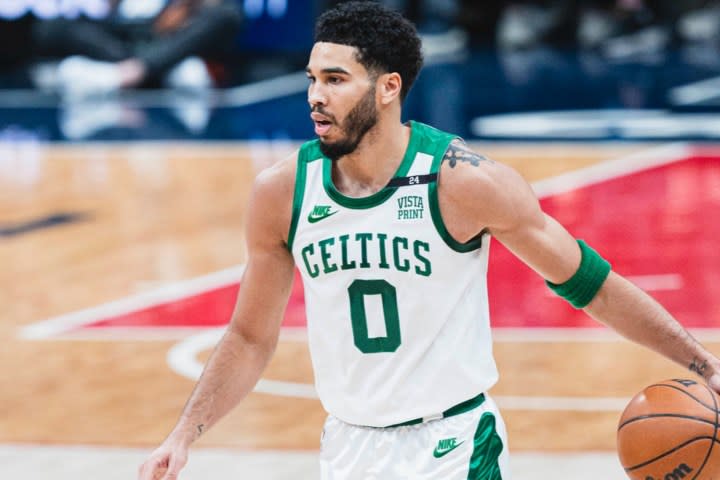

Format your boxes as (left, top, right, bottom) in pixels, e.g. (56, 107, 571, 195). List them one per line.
(305, 66, 351, 75)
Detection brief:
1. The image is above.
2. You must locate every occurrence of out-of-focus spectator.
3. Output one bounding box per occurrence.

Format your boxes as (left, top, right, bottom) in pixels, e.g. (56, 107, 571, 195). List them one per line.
(486, 1, 720, 56)
(576, 0, 669, 56)
(31, 0, 243, 97)
(496, 0, 578, 50)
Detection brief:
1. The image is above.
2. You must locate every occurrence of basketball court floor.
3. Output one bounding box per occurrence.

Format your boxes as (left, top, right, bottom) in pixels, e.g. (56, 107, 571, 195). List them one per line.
(2, 131, 719, 478)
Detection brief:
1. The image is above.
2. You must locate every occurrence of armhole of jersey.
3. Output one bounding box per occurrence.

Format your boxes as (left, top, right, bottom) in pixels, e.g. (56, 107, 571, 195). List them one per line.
(286, 145, 309, 252)
(428, 137, 485, 253)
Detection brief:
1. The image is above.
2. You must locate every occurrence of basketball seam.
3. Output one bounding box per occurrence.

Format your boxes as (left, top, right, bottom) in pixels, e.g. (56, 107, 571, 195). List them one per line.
(624, 436, 720, 471)
(691, 383, 719, 480)
(618, 413, 717, 431)
(644, 383, 719, 412)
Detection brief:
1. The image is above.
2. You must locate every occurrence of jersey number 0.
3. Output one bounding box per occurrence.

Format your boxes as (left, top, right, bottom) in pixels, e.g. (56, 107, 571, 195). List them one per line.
(348, 279, 402, 353)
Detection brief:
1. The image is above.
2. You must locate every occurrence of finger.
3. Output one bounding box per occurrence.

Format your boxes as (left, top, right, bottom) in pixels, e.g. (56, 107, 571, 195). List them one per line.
(708, 373, 720, 394)
(161, 453, 187, 480)
(139, 462, 158, 480)
(159, 465, 177, 480)
(153, 465, 169, 480)
(138, 456, 167, 480)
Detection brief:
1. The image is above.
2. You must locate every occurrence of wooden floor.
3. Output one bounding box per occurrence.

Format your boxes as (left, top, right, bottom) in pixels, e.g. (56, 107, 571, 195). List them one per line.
(1, 141, 716, 471)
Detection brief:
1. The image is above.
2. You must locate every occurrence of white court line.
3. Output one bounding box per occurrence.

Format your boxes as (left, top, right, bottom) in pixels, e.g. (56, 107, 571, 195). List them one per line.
(494, 327, 720, 343)
(167, 325, 633, 408)
(166, 326, 719, 408)
(626, 273, 684, 291)
(495, 395, 629, 412)
(169, 329, 634, 409)
(18, 265, 245, 340)
(531, 142, 689, 198)
(166, 327, 317, 399)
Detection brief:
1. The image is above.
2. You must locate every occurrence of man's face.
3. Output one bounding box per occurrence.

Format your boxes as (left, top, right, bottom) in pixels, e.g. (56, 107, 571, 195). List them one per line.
(306, 42, 379, 160)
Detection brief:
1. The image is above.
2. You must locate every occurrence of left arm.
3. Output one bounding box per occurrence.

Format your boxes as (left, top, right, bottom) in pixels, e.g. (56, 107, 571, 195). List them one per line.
(437, 139, 720, 390)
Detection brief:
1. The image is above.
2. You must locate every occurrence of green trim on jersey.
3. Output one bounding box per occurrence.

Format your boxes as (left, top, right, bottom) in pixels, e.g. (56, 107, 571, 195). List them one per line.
(467, 412, 504, 479)
(321, 121, 420, 209)
(427, 129, 485, 252)
(289, 122, 485, 251)
(287, 142, 320, 251)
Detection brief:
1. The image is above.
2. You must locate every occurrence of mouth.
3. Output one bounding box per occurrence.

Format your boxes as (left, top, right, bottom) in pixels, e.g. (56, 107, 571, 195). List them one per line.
(311, 114, 334, 136)
(315, 121, 333, 136)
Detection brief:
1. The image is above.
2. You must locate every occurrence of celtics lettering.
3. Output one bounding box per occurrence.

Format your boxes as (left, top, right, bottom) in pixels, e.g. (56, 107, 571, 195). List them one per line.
(301, 233, 432, 278)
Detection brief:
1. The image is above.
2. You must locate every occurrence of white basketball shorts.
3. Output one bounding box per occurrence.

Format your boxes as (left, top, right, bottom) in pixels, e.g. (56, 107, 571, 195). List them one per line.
(319, 394, 510, 480)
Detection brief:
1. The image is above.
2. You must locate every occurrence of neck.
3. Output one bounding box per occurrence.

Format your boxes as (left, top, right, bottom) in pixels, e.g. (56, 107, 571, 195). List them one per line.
(331, 116, 410, 197)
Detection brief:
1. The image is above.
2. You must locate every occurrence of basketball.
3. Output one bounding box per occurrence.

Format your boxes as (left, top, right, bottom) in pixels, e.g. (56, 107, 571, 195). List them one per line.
(617, 379, 720, 479)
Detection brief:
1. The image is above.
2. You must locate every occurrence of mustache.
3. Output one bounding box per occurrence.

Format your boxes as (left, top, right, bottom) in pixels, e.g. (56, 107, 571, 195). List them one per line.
(311, 106, 336, 123)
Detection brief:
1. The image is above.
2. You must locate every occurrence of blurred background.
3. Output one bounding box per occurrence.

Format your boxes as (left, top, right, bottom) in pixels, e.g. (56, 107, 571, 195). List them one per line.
(2, 0, 720, 142)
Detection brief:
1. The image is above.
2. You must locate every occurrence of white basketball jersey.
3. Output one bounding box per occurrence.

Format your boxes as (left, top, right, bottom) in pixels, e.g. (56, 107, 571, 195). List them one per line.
(289, 121, 499, 427)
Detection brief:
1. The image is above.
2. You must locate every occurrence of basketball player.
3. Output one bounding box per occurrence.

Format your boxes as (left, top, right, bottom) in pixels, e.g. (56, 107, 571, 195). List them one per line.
(138, 2, 720, 479)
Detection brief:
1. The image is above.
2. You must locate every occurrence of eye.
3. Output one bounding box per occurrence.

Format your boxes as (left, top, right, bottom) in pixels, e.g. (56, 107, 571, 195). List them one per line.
(328, 76, 342, 85)
(306, 75, 316, 84)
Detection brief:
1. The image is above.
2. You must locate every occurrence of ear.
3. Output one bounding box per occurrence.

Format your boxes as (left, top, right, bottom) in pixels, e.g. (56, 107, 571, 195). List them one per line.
(377, 72, 402, 105)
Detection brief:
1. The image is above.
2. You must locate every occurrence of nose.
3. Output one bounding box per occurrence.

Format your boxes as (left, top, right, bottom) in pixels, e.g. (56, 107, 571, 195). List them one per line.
(308, 82, 327, 109)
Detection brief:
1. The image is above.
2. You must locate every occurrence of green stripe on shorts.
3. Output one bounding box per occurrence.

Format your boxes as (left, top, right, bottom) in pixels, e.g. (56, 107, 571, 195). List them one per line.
(467, 412, 503, 479)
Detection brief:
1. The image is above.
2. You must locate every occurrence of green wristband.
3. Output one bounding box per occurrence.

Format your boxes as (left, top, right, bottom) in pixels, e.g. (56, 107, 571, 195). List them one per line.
(545, 240, 611, 309)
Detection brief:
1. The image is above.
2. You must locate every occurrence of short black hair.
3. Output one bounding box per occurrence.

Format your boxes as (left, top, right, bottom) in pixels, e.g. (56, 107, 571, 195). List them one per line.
(314, 1, 423, 102)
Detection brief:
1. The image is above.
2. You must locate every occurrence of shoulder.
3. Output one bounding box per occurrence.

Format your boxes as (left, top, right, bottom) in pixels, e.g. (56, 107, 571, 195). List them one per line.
(252, 151, 298, 200)
(247, 151, 299, 246)
(437, 139, 538, 235)
(252, 139, 322, 198)
(439, 138, 526, 202)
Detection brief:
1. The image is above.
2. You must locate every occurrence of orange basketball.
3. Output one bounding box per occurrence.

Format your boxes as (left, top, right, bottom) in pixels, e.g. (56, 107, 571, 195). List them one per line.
(617, 379, 720, 479)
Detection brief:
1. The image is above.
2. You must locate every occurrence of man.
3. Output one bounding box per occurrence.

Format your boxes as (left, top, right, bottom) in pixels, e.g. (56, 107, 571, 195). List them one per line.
(138, 2, 720, 479)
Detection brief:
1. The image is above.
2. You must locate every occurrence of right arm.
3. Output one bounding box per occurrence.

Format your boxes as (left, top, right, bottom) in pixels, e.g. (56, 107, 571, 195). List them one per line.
(437, 140, 720, 391)
(138, 157, 297, 480)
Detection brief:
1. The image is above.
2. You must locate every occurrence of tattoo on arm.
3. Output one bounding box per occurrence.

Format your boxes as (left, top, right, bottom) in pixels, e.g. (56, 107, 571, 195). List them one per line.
(689, 358, 708, 377)
(443, 140, 493, 168)
(196, 424, 205, 437)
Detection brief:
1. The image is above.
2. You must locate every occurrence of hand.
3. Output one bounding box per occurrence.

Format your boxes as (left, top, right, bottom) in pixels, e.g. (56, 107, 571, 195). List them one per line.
(138, 443, 188, 480)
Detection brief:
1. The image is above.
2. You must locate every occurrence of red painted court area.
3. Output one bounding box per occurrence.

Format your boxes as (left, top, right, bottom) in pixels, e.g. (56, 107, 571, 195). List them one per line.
(491, 149, 720, 329)
(79, 149, 720, 334)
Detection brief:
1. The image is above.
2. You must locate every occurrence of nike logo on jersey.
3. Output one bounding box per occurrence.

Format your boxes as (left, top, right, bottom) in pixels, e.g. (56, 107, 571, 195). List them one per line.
(308, 205, 338, 223)
(433, 437, 464, 458)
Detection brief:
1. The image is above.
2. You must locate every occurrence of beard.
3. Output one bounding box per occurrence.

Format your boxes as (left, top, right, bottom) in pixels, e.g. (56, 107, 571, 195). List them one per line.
(317, 86, 378, 161)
